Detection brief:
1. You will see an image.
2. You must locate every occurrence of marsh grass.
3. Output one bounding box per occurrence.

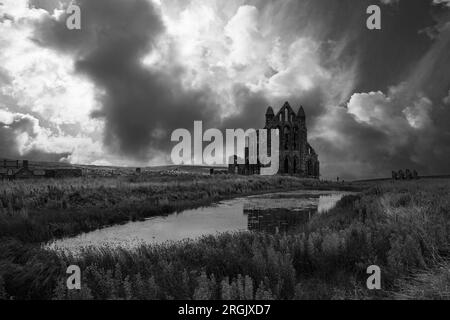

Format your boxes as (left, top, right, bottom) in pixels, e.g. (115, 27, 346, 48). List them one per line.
(393, 262, 450, 300)
(0, 177, 449, 300)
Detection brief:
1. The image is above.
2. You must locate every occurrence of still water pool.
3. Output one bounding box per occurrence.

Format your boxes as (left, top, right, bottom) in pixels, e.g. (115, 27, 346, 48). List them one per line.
(46, 190, 352, 252)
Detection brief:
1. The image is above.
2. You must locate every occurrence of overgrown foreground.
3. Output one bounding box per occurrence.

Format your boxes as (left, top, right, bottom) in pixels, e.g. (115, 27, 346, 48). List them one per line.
(0, 178, 449, 300)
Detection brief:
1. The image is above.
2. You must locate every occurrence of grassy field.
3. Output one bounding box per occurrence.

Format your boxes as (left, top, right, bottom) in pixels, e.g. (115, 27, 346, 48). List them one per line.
(0, 175, 449, 300)
(0, 174, 352, 243)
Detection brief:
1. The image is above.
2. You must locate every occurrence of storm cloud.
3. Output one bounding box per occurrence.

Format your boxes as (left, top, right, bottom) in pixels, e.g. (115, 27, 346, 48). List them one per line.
(1, 0, 449, 178)
(30, 0, 221, 160)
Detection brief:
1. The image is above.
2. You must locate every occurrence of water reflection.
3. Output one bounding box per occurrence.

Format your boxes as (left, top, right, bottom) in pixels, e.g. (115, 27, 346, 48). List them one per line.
(244, 192, 346, 234)
(247, 209, 312, 234)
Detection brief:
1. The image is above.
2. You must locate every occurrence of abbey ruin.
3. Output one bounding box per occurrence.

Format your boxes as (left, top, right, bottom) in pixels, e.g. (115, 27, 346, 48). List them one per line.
(228, 102, 320, 178)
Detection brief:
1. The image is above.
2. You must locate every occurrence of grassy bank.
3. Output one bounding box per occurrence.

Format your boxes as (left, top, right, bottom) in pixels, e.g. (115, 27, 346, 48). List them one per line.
(1, 178, 449, 299)
(0, 174, 353, 243)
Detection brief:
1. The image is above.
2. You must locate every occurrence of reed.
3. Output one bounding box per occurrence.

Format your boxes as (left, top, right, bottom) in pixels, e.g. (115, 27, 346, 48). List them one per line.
(1, 177, 448, 300)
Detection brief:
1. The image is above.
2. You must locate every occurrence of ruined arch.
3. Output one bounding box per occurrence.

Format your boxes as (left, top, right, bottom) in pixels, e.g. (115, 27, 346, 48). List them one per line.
(293, 156, 300, 174)
(306, 158, 313, 176)
(283, 156, 289, 174)
(276, 125, 282, 150)
(314, 162, 319, 177)
(293, 126, 299, 150)
(284, 126, 290, 150)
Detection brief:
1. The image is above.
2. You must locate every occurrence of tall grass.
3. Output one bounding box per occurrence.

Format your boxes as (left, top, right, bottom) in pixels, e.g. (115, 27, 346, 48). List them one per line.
(1, 178, 449, 300)
(393, 262, 450, 300)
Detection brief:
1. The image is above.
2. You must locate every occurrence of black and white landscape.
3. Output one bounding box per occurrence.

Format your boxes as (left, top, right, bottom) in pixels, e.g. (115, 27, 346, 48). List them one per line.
(0, 0, 449, 302)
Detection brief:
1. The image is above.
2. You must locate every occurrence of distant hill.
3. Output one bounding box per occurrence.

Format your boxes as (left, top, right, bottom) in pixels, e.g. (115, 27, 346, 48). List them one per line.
(1, 158, 76, 170)
(1, 158, 227, 174)
(352, 175, 450, 183)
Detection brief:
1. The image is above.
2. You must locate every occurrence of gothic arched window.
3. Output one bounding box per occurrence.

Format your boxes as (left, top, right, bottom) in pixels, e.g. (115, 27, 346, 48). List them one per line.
(284, 157, 289, 174)
(293, 127, 299, 150)
(284, 126, 290, 150)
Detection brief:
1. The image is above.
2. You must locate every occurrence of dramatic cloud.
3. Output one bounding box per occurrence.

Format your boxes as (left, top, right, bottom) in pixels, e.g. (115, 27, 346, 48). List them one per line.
(314, 86, 438, 179)
(0, 109, 72, 160)
(30, 0, 223, 161)
(434, 0, 450, 7)
(1, 0, 449, 178)
(0, 0, 107, 164)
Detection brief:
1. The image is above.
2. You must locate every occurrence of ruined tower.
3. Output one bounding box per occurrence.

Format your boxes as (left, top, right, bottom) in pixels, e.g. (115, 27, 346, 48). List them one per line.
(264, 102, 319, 177)
(228, 101, 320, 178)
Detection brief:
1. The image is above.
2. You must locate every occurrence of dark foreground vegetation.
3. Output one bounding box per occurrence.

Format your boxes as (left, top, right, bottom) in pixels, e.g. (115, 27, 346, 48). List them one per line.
(0, 176, 449, 300)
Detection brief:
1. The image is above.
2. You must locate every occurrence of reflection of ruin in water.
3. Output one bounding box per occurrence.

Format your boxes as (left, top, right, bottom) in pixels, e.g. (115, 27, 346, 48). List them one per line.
(245, 193, 344, 234)
(246, 207, 315, 234)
